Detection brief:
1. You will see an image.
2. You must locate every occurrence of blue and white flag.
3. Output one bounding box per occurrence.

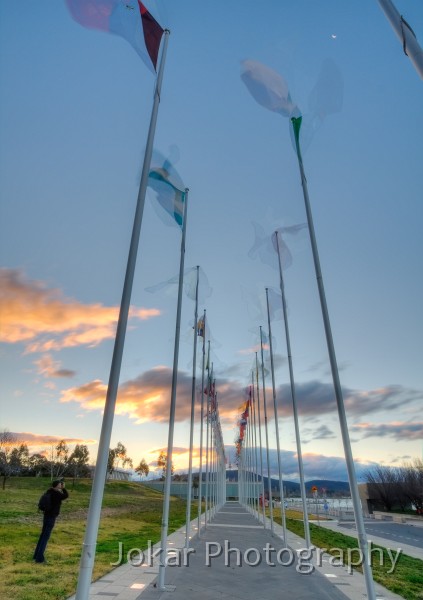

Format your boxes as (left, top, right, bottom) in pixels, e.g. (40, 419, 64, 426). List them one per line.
(148, 150, 186, 229)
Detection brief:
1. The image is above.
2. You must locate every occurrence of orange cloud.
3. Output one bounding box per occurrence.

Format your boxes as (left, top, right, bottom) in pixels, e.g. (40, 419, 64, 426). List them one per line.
(10, 431, 97, 447)
(60, 367, 193, 423)
(0, 268, 160, 352)
(60, 367, 245, 426)
(145, 446, 202, 471)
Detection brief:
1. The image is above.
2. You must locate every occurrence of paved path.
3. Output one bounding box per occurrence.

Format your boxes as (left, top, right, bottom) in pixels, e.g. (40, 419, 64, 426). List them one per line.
(318, 520, 423, 559)
(68, 502, 410, 600)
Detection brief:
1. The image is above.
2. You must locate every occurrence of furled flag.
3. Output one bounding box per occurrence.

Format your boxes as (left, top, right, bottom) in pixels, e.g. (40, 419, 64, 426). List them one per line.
(197, 315, 205, 337)
(148, 150, 186, 229)
(65, 0, 164, 72)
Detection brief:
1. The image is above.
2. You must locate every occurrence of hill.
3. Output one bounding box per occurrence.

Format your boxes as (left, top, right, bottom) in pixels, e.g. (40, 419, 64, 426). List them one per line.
(224, 469, 350, 496)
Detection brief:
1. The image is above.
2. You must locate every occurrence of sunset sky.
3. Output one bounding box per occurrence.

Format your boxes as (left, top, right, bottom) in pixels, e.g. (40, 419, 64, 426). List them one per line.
(1, 0, 422, 482)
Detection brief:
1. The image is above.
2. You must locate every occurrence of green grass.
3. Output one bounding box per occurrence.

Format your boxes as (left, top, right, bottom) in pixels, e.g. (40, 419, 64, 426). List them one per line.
(0, 477, 196, 600)
(271, 511, 423, 600)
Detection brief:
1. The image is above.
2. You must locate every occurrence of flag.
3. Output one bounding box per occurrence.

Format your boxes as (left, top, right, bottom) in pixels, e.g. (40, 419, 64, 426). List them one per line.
(197, 316, 205, 337)
(148, 150, 186, 229)
(248, 221, 307, 270)
(267, 287, 283, 321)
(308, 58, 343, 121)
(240, 59, 298, 117)
(65, 0, 164, 72)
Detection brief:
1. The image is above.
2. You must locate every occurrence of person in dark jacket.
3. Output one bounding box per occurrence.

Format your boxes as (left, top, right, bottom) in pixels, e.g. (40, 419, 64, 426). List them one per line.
(33, 478, 69, 564)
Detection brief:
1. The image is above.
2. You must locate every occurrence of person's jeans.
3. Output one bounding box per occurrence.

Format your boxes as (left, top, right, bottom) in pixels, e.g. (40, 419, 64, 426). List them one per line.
(33, 515, 56, 563)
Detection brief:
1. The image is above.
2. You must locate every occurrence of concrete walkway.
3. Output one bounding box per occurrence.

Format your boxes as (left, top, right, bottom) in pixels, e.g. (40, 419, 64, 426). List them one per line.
(68, 502, 409, 600)
(312, 518, 423, 561)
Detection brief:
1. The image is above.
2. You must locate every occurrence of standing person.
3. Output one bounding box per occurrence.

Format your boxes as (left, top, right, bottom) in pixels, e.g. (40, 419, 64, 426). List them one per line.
(33, 478, 69, 564)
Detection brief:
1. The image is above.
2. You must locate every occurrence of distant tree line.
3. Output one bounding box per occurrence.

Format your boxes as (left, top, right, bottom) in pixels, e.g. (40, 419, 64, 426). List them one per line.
(363, 459, 423, 514)
(0, 430, 156, 488)
(0, 430, 91, 489)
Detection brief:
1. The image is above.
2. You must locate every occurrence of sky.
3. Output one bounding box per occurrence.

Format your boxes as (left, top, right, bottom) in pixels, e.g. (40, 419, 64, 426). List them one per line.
(1, 0, 422, 483)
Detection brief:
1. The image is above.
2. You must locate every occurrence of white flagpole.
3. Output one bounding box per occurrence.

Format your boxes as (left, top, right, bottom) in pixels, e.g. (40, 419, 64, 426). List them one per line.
(273, 233, 311, 549)
(158, 188, 189, 591)
(259, 326, 274, 535)
(255, 353, 266, 525)
(75, 29, 170, 600)
(291, 116, 376, 600)
(377, 0, 423, 79)
(204, 360, 213, 528)
(250, 380, 260, 521)
(265, 287, 288, 546)
(185, 266, 199, 548)
(197, 310, 206, 536)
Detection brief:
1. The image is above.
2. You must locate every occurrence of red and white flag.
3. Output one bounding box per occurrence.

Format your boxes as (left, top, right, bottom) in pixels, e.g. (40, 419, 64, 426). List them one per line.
(65, 0, 164, 71)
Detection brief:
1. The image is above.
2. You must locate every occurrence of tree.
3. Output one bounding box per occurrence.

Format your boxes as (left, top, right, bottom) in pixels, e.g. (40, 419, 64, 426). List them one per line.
(53, 440, 70, 478)
(157, 451, 174, 482)
(0, 431, 29, 488)
(134, 458, 149, 479)
(364, 460, 423, 513)
(68, 444, 90, 485)
(107, 442, 133, 479)
(28, 453, 49, 477)
(363, 465, 397, 511)
(9, 444, 29, 476)
(402, 458, 423, 514)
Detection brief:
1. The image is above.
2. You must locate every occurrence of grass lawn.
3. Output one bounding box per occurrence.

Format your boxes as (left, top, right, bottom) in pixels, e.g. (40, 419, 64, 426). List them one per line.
(0, 477, 195, 600)
(270, 509, 423, 600)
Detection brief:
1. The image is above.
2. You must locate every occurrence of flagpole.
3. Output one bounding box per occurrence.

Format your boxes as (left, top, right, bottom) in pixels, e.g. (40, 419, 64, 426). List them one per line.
(265, 288, 288, 546)
(250, 380, 260, 521)
(204, 360, 213, 529)
(158, 187, 189, 591)
(259, 326, 274, 535)
(273, 232, 311, 548)
(185, 266, 199, 548)
(291, 116, 376, 600)
(377, 0, 423, 79)
(255, 353, 266, 525)
(75, 29, 170, 600)
(197, 310, 206, 536)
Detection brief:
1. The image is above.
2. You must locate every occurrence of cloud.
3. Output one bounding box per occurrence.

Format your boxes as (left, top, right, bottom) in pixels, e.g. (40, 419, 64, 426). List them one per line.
(350, 421, 423, 441)
(146, 446, 202, 471)
(272, 380, 422, 420)
(225, 445, 374, 482)
(9, 431, 97, 448)
(390, 455, 413, 464)
(150, 446, 199, 457)
(34, 354, 76, 379)
(61, 367, 194, 424)
(60, 366, 422, 444)
(302, 424, 336, 444)
(0, 268, 160, 352)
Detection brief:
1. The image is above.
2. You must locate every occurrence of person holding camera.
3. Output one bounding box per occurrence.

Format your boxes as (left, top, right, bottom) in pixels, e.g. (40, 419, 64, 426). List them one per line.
(33, 478, 69, 564)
